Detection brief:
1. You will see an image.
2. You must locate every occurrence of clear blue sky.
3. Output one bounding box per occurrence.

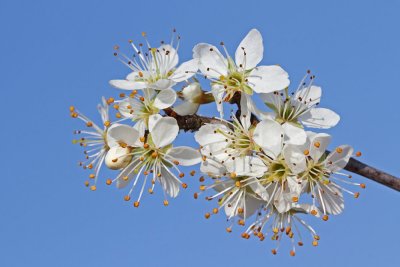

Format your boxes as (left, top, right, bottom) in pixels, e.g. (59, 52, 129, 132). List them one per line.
(1, 0, 399, 266)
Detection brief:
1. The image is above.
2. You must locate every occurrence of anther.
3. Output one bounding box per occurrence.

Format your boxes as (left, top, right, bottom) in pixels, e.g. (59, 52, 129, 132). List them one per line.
(354, 192, 360, 198)
(356, 151, 362, 157)
(89, 174, 95, 179)
(226, 227, 232, 233)
(304, 149, 310, 156)
(212, 208, 218, 214)
(336, 147, 343, 153)
(205, 213, 211, 219)
(163, 200, 169, 206)
(124, 195, 131, 201)
(290, 250, 295, 257)
(314, 142, 320, 148)
(322, 215, 329, 221)
(106, 179, 112, 185)
(292, 196, 299, 202)
(133, 201, 140, 208)
(360, 183, 366, 189)
(84, 181, 89, 187)
(182, 183, 188, 189)
(90, 185, 96, 191)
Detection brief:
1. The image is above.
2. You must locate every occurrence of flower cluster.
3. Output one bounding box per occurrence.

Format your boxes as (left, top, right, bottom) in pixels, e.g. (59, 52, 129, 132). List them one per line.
(70, 29, 364, 255)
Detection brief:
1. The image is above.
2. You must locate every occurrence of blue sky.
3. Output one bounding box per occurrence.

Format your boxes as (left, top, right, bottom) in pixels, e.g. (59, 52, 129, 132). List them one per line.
(1, 0, 399, 266)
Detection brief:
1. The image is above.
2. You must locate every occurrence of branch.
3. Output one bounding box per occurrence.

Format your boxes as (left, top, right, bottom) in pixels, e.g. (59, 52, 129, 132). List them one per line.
(164, 109, 400, 192)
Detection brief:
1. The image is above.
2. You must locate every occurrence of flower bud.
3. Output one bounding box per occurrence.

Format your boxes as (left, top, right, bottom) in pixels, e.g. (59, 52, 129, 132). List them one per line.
(105, 146, 132, 170)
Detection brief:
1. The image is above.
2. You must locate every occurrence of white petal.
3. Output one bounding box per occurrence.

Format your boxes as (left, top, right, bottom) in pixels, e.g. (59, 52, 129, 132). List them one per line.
(247, 65, 290, 93)
(153, 88, 177, 109)
(195, 124, 230, 152)
(169, 59, 199, 82)
(295, 85, 322, 107)
(156, 44, 179, 73)
(300, 108, 340, 129)
(211, 84, 225, 117)
(317, 183, 344, 215)
(193, 43, 228, 79)
(200, 159, 226, 178)
(282, 144, 307, 174)
(126, 71, 150, 81)
(282, 123, 307, 145)
(166, 146, 201, 166)
(150, 117, 179, 148)
(109, 80, 147, 90)
(106, 124, 140, 147)
(159, 166, 180, 198)
(309, 133, 331, 161)
(148, 114, 163, 132)
(173, 101, 200, 116)
(326, 145, 353, 172)
(148, 79, 176, 90)
(225, 156, 267, 177)
(253, 119, 284, 158)
(248, 178, 269, 201)
(239, 94, 251, 130)
(179, 82, 202, 100)
(235, 29, 263, 70)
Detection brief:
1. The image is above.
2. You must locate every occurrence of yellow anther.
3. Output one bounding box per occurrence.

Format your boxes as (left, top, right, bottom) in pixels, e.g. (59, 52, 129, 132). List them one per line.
(241, 233, 249, 239)
(140, 96, 145, 101)
(204, 213, 210, 219)
(235, 180, 241, 187)
(151, 151, 158, 158)
(90, 185, 96, 191)
(141, 32, 146, 37)
(107, 97, 114, 104)
(354, 192, 360, 198)
(140, 136, 145, 143)
(312, 240, 319, 246)
(113, 104, 119, 110)
(360, 183, 366, 189)
(219, 75, 225, 81)
(106, 179, 112, 185)
(314, 142, 321, 148)
(133, 201, 140, 208)
(84, 181, 89, 187)
(190, 170, 196, 176)
(89, 174, 95, 179)
(123, 176, 129, 181)
(143, 171, 149, 176)
(124, 195, 131, 201)
(199, 176, 205, 182)
(104, 121, 111, 127)
(237, 207, 244, 214)
(173, 160, 179, 165)
(238, 219, 245, 226)
(69, 106, 75, 112)
(212, 208, 218, 214)
(292, 196, 299, 203)
(115, 113, 122, 118)
(356, 151, 362, 157)
(143, 143, 149, 149)
(231, 172, 237, 179)
(86, 122, 93, 127)
(139, 156, 144, 161)
(70, 112, 78, 118)
(314, 235, 320, 240)
(163, 200, 169, 206)
(87, 164, 93, 169)
(311, 209, 318, 216)
(193, 192, 198, 199)
(336, 147, 343, 153)
(303, 149, 310, 156)
(179, 173, 185, 178)
(202, 156, 207, 161)
(289, 232, 294, 238)
(290, 250, 295, 257)
(119, 93, 126, 98)
(182, 183, 188, 189)
(199, 185, 206, 191)
(273, 228, 279, 234)
(226, 227, 232, 233)
(298, 241, 304, 246)
(271, 249, 277, 255)
(148, 188, 153, 194)
(285, 226, 292, 235)
(322, 215, 329, 221)
(138, 72, 143, 78)
(119, 142, 127, 148)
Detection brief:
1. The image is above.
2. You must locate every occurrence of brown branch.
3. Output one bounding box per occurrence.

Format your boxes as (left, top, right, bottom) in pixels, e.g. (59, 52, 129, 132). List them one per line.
(164, 108, 400, 192)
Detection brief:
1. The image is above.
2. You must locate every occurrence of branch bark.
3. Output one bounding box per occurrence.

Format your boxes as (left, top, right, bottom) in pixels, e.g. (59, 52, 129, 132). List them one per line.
(164, 109, 400, 192)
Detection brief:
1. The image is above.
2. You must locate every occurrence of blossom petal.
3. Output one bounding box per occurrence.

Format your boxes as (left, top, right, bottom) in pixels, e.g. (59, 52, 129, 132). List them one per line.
(211, 84, 225, 117)
(326, 145, 353, 172)
(156, 44, 179, 73)
(148, 79, 176, 90)
(148, 114, 163, 133)
(151, 117, 179, 148)
(107, 124, 140, 147)
(193, 43, 228, 79)
(282, 144, 307, 174)
(247, 65, 290, 93)
(173, 101, 200, 115)
(153, 88, 177, 109)
(109, 80, 147, 90)
(166, 146, 202, 166)
(235, 29, 263, 70)
(200, 159, 226, 178)
(309, 133, 331, 161)
(169, 59, 199, 82)
(225, 156, 267, 177)
(294, 85, 322, 107)
(253, 119, 284, 158)
(300, 108, 340, 129)
(317, 183, 344, 215)
(282, 123, 307, 145)
(159, 166, 180, 198)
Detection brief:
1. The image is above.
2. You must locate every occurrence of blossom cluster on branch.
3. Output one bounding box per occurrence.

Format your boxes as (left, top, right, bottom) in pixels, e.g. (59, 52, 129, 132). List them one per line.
(70, 29, 366, 255)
